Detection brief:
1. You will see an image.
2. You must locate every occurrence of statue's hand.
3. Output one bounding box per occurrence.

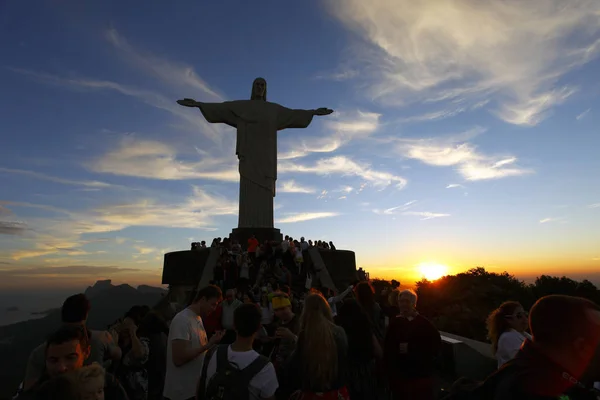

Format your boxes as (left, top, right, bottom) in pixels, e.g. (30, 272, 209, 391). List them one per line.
(177, 98, 199, 107)
(314, 108, 334, 116)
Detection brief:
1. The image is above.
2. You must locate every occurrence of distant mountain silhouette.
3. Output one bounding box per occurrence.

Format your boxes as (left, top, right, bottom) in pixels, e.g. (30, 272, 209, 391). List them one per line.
(84, 279, 115, 298)
(0, 280, 167, 399)
(138, 284, 168, 294)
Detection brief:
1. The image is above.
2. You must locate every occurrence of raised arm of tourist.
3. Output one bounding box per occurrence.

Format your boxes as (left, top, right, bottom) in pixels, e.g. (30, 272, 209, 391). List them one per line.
(329, 285, 353, 304)
(103, 329, 122, 361)
(126, 323, 148, 361)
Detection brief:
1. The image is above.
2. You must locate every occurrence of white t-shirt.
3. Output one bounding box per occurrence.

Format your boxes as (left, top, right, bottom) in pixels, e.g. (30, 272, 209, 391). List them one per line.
(205, 346, 278, 400)
(496, 329, 532, 368)
(281, 240, 289, 252)
(164, 308, 209, 400)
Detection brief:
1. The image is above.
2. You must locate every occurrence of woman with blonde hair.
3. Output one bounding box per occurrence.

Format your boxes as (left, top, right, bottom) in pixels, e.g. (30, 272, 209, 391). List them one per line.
(286, 293, 349, 400)
(486, 301, 531, 368)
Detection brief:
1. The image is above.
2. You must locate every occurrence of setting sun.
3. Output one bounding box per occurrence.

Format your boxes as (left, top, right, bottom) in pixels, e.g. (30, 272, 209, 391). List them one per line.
(418, 262, 449, 281)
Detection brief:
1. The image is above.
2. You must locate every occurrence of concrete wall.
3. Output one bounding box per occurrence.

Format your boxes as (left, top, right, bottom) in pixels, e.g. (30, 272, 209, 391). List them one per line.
(439, 331, 497, 382)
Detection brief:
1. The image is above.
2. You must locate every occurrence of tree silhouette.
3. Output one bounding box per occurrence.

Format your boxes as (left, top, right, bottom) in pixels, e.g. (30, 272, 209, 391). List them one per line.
(408, 268, 598, 341)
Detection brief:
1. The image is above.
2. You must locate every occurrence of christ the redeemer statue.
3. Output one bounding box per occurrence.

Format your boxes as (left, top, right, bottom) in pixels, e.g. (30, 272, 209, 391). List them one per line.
(177, 77, 333, 232)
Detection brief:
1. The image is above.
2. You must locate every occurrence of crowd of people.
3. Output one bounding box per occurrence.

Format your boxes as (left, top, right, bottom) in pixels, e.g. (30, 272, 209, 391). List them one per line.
(11, 234, 600, 400)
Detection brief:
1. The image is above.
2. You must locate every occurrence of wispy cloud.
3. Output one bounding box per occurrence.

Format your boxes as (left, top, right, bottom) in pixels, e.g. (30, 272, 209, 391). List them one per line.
(588, 203, 600, 209)
(446, 184, 465, 189)
(90, 138, 238, 182)
(402, 211, 451, 220)
(134, 246, 157, 255)
(279, 180, 317, 194)
(395, 128, 532, 181)
(327, 0, 600, 126)
(279, 110, 380, 159)
(0, 265, 139, 276)
(105, 28, 223, 100)
(576, 108, 591, 121)
(0, 167, 114, 188)
(0, 221, 28, 235)
(373, 200, 417, 215)
(539, 217, 566, 224)
(8, 68, 222, 141)
(0, 205, 13, 216)
(277, 212, 340, 223)
(314, 67, 359, 81)
(400, 109, 465, 123)
(8, 186, 237, 260)
(280, 155, 407, 189)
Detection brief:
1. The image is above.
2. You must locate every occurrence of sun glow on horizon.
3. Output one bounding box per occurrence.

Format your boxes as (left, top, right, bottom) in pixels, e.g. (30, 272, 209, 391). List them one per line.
(417, 262, 449, 281)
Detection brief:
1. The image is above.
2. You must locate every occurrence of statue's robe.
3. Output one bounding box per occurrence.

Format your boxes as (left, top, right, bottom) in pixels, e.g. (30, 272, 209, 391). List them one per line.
(197, 100, 314, 228)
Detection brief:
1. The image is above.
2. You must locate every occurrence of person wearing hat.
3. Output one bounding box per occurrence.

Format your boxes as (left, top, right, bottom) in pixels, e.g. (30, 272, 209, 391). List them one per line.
(270, 294, 299, 372)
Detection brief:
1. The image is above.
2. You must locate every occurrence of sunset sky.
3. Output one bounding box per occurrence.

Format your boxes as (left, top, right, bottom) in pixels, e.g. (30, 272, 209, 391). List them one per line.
(1, 1, 600, 291)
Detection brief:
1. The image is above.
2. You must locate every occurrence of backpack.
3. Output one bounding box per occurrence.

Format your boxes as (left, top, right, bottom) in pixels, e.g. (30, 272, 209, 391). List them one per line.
(202, 345, 270, 400)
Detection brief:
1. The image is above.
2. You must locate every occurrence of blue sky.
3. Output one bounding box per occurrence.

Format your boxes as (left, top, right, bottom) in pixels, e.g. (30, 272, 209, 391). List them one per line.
(1, 0, 600, 290)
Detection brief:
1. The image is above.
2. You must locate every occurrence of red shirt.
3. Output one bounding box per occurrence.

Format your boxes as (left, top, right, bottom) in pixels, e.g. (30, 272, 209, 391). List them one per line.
(203, 304, 222, 335)
(247, 237, 259, 253)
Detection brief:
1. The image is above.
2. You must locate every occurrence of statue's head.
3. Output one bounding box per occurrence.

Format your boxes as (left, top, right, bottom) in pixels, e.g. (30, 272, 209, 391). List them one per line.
(251, 77, 267, 101)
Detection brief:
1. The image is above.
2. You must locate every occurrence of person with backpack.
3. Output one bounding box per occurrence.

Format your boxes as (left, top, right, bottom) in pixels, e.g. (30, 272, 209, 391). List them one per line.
(199, 303, 278, 400)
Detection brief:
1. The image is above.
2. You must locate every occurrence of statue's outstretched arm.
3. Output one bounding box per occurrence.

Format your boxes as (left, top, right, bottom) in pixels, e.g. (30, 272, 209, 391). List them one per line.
(312, 108, 334, 116)
(176, 98, 201, 108)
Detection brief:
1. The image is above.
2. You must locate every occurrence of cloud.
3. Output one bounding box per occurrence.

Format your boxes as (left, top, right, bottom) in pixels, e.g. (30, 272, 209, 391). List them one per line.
(9, 68, 222, 141)
(373, 200, 417, 215)
(402, 211, 451, 220)
(279, 155, 407, 189)
(395, 129, 533, 181)
(497, 86, 576, 126)
(8, 186, 237, 260)
(576, 108, 591, 120)
(539, 217, 566, 224)
(0, 221, 28, 235)
(277, 212, 340, 223)
(134, 246, 157, 255)
(0, 265, 139, 277)
(90, 138, 239, 182)
(279, 180, 317, 194)
(446, 184, 465, 189)
(0, 205, 13, 216)
(0, 167, 114, 188)
(399, 108, 467, 124)
(279, 110, 380, 159)
(327, 0, 600, 126)
(105, 28, 223, 100)
(589, 203, 600, 209)
(314, 67, 359, 81)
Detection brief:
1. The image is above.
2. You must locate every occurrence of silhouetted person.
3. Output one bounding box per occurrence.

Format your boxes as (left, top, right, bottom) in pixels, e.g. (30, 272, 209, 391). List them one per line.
(384, 289, 441, 400)
(490, 295, 600, 399)
(23, 294, 121, 391)
(20, 325, 127, 400)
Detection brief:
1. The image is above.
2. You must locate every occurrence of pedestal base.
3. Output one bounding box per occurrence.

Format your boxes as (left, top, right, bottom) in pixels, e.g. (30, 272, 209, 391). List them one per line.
(229, 227, 283, 247)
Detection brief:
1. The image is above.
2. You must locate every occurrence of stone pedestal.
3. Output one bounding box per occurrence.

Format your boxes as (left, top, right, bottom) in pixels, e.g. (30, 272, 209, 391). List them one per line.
(229, 227, 283, 246)
(162, 239, 357, 292)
